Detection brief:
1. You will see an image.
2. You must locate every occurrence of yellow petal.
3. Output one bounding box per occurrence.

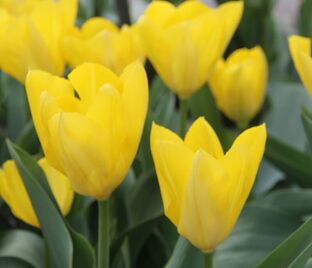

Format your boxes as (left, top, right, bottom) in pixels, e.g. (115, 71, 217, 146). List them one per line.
(217, 1, 244, 52)
(68, 62, 121, 111)
(81, 17, 118, 38)
(48, 112, 120, 200)
(38, 158, 74, 216)
(289, 35, 312, 96)
(0, 160, 39, 227)
(150, 123, 194, 224)
(178, 150, 232, 252)
(142, 0, 175, 26)
(184, 117, 224, 158)
(25, 70, 75, 169)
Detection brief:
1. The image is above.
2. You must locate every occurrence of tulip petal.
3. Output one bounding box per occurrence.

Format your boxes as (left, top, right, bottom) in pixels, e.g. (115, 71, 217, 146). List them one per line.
(184, 117, 224, 158)
(142, 0, 175, 26)
(0, 161, 39, 227)
(68, 63, 121, 111)
(150, 123, 194, 225)
(289, 35, 312, 96)
(81, 17, 118, 38)
(218, 1, 243, 52)
(178, 150, 231, 252)
(38, 158, 74, 216)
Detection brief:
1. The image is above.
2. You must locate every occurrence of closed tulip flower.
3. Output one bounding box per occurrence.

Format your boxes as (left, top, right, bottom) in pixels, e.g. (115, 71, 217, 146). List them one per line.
(138, 0, 243, 99)
(63, 17, 144, 74)
(289, 35, 312, 96)
(0, 0, 77, 83)
(209, 46, 268, 127)
(150, 117, 266, 251)
(26, 61, 148, 200)
(0, 158, 73, 227)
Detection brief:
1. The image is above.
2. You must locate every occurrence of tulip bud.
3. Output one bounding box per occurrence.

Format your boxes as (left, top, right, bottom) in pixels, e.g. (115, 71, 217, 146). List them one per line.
(0, 0, 77, 83)
(26, 61, 148, 200)
(209, 46, 268, 127)
(289, 35, 312, 96)
(0, 158, 73, 227)
(150, 117, 266, 251)
(138, 0, 243, 99)
(63, 17, 145, 74)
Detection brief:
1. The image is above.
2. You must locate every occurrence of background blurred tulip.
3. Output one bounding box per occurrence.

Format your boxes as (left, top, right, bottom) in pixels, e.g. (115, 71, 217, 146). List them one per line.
(0, 158, 73, 227)
(26, 61, 148, 200)
(0, 0, 77, 83)
(289, 35, 312, 97)
(138, 0, 243, 99)
(63, 17, 144, 74)
(151, 117, 266, 252)
(209, 46, 268, 127)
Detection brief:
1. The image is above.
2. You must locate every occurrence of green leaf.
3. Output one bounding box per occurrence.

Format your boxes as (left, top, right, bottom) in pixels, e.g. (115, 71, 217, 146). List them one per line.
(6, 140, 73, 268)
(257, 217, 312, 268)
(0, 230, 45, 268)
(215, 204, 301, 268)
(266, 81, 312, 151)
(302, 108, 312, 149)
(265, 135, 312, 187)
(166, 237, 203, 268)
(299, 0, 312, 37)
(2, 74, 28, 141)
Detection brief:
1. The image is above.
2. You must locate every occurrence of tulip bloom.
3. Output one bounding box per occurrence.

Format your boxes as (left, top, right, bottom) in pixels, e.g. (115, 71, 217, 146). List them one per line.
(150, 117, 266, 251)
(0, 0, 77, 83)
(289, 35, 312, 96)
(63, 17, 144, 74)
(26, 61, 148, 200)
(0, 158, 73, 227)
(209, 46, 268, 127)
(138, 0, 243, 99)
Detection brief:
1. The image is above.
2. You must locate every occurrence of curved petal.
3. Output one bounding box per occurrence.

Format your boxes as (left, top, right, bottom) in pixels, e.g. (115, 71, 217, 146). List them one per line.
(142, 0, 175, 26)
(184, 117, 223, 158)
(178, 150, 230, 252)
(289, 35, 312, 96)
(0, 160, 39, 227)
(48, 112, 119, 200)
(68, 62, 121, 111)
(81, 17, 118, 37)
(38, 158, 74, 216)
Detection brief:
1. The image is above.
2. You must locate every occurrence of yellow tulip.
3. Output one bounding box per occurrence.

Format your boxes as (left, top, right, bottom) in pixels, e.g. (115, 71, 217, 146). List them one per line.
(209, 46, 268, 127)
(0, 0, 77, 83)
(288, 35, 312, 96)
(138, 0, 243, 99)
(63, 17, 145, 74)
(150, 117, 266, 251)
(0, 158, 73, 228)
(25, 61, 148, 200)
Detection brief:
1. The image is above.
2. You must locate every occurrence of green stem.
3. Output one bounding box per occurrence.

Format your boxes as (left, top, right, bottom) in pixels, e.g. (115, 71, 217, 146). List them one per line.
(98, 199, 109, 268)
(179, 98, 188, 137)
(204, 251, 214, 268)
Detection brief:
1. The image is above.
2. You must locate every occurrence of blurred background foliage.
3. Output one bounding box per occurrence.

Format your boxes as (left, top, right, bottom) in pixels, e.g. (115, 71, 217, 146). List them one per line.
(0, 0, 311, 268)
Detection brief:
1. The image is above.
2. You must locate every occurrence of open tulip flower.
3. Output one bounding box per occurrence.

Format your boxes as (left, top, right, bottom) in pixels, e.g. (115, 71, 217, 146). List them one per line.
(25, 61, 148, 200)
(0, 158, 73, 228)
(151, 117, 267, 252)
(289, 35, 312, 96)
(0, 0, 77, 83)
(63, 17, 144, 74)
(209, 46, 268, 127)
(138, 0, 243, 99)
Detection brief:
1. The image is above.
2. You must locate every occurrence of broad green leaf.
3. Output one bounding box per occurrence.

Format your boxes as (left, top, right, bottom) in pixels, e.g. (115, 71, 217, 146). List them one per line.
(302, 108, 312, 149)
(265, 136, 312, 187)
(0, 257, 32, 268)
(257, 217, 312, 268)
(215, 204, 301, 268)
(299, 0, 312, 37)
(266, 81, 312, 151)
(6, 140, 73, 268)
(2, 74, 28, 141)
(166, 237, 203, 268)
(0, 230, 45, 268)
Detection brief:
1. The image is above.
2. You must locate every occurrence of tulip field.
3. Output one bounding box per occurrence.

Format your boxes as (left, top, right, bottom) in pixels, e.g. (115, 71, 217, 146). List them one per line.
(0, 0, 311, 267)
